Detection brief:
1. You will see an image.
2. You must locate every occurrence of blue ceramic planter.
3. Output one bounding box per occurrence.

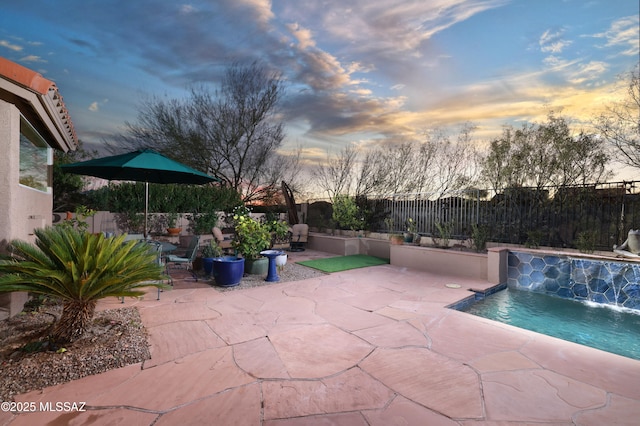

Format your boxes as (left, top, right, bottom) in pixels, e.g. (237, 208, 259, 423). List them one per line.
(212, 256, 245, 287)
(202, 257, 214, 275)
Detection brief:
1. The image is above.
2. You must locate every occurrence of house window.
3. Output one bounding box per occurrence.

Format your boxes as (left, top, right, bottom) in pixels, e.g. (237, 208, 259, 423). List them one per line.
(19, 116, 51, 192)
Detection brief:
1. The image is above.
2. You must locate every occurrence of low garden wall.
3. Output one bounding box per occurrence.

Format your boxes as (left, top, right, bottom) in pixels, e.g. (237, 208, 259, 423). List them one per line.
(390, 244, 488, 280)
(308, 234, 361, 256)
(308, 233, 390, 258)
(308, 232, 507, 283)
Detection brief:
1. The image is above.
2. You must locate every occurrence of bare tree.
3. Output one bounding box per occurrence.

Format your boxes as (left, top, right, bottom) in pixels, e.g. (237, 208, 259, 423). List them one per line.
(110, 96, 203, 160)
(111, 61, 296, 203)
(353, 149, 384, 197)
(309, 124, 481, 202)
(423, 124, 480, 196)
(390, 142, 429, 194)
(313, 146, 358, 199)
(594, 65, 640, 169)
(355, 142, 419, 196)
(351, 124, 480, 198)
(411, 140, 439, 193)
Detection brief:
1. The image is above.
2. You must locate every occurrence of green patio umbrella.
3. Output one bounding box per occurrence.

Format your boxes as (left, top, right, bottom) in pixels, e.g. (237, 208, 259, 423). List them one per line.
(61, 149, 219, 237)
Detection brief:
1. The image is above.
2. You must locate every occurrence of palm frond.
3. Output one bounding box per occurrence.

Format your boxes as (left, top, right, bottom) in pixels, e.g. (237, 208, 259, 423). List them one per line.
(0, 226, 166, 301)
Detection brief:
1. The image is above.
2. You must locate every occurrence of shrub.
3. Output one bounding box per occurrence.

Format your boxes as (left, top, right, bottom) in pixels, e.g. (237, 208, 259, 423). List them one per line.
(471, 224, 489, 252)
(201, 239, 223, 258)
(0, 227, 166, 343)
(433, 222, 453, 248)
(266, 219, 290, 246)
(332, 195, 365, 231)
(576, 230, 598, 253)
(525, 230, 544, 248)
(188, 212, 219, 235)
(232, 215, 271, 260)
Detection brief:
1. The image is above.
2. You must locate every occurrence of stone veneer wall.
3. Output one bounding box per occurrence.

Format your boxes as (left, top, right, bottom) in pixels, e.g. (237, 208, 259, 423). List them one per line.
(508, 251, 640, 310)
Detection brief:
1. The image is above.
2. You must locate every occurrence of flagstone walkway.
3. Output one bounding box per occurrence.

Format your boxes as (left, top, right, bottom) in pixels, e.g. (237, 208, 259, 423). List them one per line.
(2, 249, 639, 425)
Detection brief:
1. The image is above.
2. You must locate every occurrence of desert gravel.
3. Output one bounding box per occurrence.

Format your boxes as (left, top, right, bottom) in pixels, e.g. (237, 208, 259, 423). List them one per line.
(212, 262, 326, 291)
(0, 304, 149, 402)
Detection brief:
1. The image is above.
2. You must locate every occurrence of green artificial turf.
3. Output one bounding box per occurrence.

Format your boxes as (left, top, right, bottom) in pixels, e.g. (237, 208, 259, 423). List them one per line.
(297, 254, 389, 273)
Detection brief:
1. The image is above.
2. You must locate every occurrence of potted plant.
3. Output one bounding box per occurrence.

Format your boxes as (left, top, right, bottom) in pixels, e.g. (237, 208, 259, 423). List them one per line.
(188, 211, 219, 236)
(275, 251, 288, 272)
(390, 234, 405, 245)
(115, 211, 145, 235)
(166, 212, 182, 235)
(404, 218, 417, 243)
(267, 219, 290, 249)
(199, 235, 244, 287)
(205, 236, 245, 287)
(384, 217, 404, 245)
(232, 214, 271, 275)
(211, 255, 245, 287)
(201, 239, 223, 276)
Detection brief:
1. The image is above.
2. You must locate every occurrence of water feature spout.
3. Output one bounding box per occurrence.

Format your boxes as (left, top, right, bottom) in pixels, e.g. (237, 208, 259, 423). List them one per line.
(509, 250, 640, 311)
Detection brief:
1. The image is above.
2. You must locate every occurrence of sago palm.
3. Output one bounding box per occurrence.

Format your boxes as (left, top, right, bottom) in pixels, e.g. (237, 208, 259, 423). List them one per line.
(0, 226, 167, 343)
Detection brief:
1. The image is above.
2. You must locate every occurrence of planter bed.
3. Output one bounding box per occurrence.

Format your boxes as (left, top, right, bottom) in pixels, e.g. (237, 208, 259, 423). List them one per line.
(390, 244, 488, 280)
(309, 232, 500, 282)
(308, 233, 390, 258)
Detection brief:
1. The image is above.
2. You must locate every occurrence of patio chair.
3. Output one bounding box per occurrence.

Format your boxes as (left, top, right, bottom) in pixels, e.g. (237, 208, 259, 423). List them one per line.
(289, 224, 309, 252)
(147, 240, 165, 300)
(212, 227, 234, 254)
(165, 235, 200, 282)
(120, 240, 164, 302)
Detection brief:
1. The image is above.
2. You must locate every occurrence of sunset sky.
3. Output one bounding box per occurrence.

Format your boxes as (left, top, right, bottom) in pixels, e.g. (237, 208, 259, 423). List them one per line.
(1, 0, 638, 169)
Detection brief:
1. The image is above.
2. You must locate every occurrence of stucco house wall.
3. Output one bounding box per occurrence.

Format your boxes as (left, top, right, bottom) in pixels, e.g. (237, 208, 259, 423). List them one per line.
(0, 101, 51, 243)
(0, 58, 77, 319)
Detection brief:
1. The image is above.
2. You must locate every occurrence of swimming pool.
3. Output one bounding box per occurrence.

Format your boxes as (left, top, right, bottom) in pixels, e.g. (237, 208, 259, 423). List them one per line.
(462, 287, 640, 360)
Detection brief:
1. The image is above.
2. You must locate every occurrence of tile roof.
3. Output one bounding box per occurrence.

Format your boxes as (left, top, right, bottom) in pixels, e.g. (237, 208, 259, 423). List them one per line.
(0, 57, 77, 151)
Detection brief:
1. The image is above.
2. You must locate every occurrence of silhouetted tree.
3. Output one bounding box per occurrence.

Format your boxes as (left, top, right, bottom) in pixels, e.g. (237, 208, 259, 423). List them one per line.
(353, 123, 479, 197)
(111, 61, 301, 203)
(481, 113, 611, 191)
(594, 64, 640, 169)
(53, 140, 96, 211)
(313, 146, 358, 199)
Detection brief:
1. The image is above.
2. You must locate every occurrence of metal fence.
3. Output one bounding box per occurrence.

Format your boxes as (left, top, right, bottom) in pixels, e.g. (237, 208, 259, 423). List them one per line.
(306, 181, 640, 250)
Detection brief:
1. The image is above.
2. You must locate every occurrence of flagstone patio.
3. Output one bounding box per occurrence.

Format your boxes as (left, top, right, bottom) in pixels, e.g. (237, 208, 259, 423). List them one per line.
(2, 249, 639, 425)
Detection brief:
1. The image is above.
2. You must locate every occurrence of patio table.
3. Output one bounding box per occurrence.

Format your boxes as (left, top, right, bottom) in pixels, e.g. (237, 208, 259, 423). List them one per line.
(153, 241, 177, 254)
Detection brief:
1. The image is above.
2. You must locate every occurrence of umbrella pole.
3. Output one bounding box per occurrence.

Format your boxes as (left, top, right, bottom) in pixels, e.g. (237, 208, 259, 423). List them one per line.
(144, 182, 149, 239)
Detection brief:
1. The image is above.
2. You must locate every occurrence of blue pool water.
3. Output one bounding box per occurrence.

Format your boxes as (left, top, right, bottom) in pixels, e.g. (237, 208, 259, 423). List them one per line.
(462, 287, 640, 360)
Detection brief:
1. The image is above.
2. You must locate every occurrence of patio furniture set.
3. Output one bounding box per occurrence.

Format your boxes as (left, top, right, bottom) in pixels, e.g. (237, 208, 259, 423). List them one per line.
(131, 222, 309, 295)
